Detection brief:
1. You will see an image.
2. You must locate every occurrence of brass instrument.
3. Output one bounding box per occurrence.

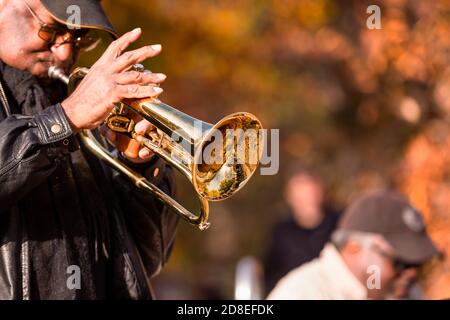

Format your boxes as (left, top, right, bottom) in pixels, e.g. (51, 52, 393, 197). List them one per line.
(49, 65, 263, 230)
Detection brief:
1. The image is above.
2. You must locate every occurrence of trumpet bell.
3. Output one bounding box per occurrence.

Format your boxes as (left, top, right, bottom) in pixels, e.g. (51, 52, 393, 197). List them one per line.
(193, 112, 263, 201)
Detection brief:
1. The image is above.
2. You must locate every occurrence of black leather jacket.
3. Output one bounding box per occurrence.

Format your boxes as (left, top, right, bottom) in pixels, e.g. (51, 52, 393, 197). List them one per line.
(0, 66, 179, 299)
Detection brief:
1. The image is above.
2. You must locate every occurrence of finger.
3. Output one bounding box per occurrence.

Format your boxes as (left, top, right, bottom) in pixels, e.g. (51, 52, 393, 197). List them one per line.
(117, 84, 163, 99)
(112, 44, 162, 72)
(135, 119, 154, 135)
(115, 71, 166, 85)
(116, 134, 132, 152)
(139, 147, 153, 160)
(123, 138, 141, 159)
(101, 28, 142, 61)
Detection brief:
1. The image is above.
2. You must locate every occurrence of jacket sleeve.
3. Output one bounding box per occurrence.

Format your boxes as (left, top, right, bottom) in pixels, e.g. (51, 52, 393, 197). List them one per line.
(0, 103, 76, 211)
(111, 156, 179, 278)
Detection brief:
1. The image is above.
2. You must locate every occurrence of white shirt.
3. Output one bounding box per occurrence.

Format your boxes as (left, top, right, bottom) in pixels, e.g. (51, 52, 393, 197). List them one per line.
(267, 243, 367, 300)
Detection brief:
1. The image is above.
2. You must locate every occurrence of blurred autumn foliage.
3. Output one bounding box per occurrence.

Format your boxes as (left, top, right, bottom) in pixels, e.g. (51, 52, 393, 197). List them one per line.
(78, 0, 450, 298)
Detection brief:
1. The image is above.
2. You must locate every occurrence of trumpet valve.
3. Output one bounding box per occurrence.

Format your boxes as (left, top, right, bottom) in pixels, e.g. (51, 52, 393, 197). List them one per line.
(107, 114, 135, 134)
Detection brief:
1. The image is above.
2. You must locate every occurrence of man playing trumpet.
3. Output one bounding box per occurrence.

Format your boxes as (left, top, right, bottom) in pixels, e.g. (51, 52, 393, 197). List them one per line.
(0, 0, 178, 299)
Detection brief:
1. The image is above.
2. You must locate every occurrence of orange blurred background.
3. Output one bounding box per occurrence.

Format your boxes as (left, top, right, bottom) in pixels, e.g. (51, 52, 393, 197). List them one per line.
(78, 0, 450, 299)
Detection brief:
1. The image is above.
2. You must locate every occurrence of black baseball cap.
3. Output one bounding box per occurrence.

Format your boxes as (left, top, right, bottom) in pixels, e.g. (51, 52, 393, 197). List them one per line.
(40, 0, 118, 39)
(339, 190, 441, 265)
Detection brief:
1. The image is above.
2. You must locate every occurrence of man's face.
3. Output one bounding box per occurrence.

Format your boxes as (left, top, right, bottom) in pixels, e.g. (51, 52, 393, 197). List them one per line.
(286, 173, 325, 228)
(357, 236, 419, 299)
(286, 173, 324, 217)
(0, 0, 79, 77)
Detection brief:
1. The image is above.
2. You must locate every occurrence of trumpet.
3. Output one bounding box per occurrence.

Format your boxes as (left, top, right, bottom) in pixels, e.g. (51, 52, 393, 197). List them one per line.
(49, 65, 264, 230)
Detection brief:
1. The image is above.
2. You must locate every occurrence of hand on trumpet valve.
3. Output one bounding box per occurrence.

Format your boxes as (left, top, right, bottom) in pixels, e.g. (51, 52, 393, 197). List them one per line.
(100, 114, 156, 163)
(60, 27, 166, 132)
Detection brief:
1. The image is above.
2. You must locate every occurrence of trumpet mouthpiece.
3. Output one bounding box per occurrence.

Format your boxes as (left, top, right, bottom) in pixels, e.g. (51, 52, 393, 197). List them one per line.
(48, 66, 69, 85)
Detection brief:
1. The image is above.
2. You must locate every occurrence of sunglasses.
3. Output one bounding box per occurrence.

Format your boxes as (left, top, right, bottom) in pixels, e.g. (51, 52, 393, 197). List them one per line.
(392, 260, 420, 275)
(24, 1, 101, 52)
(372, 244, 419, 274)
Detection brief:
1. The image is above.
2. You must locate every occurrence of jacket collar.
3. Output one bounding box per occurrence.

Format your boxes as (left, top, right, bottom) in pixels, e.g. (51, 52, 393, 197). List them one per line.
(319, 244, 368, 299)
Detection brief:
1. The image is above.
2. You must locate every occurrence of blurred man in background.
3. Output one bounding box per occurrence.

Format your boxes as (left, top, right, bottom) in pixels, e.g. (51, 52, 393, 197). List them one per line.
(263, 169, 340, 293)
(267, 190, 440, 300)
